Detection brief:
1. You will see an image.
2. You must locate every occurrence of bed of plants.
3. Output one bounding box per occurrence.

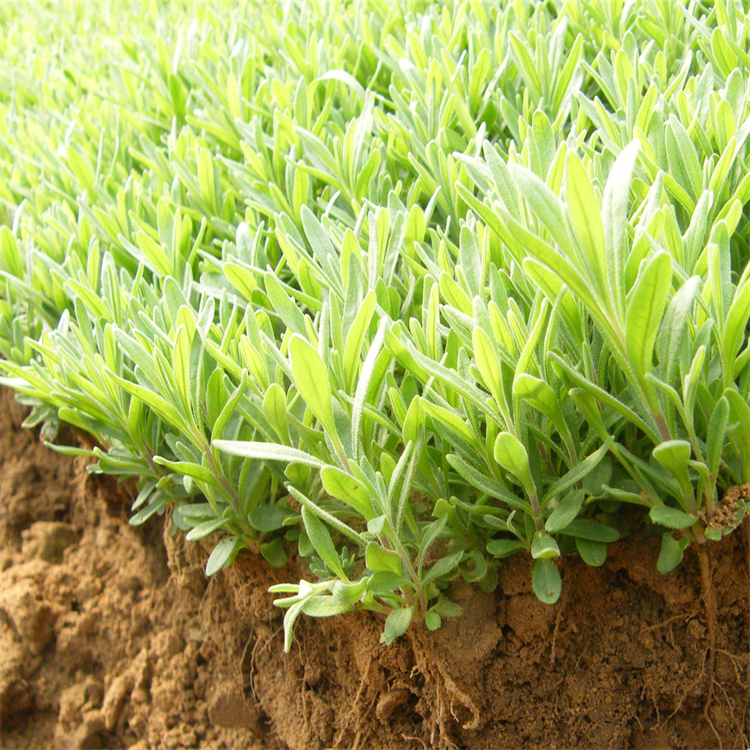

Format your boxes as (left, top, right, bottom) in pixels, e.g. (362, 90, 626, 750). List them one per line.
(1, 0, 748, 653)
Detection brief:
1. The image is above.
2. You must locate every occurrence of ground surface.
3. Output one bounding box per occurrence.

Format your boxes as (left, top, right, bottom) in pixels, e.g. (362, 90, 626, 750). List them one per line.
(1, 387, 748, 749)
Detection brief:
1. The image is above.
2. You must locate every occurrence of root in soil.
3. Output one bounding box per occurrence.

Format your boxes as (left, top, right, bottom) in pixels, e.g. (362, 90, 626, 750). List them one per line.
(1, 387, 749, 750)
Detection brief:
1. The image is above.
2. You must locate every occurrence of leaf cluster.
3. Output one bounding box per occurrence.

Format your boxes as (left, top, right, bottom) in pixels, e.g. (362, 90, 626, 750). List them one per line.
(1, 0, 748, 648)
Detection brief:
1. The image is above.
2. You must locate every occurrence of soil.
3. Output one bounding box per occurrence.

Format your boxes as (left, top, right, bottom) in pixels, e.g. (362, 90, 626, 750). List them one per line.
(1, 386, 748, 750)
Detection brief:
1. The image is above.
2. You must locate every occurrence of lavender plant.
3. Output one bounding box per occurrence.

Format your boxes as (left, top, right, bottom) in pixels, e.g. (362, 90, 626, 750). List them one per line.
(1, 0, 748, 649)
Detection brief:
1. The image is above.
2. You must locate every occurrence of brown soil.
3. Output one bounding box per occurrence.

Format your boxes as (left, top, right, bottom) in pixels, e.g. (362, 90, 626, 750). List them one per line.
(1, 386, 748, 750)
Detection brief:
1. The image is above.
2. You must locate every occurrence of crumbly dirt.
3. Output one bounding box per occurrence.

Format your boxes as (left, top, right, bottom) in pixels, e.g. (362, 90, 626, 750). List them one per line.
(1, 386, 748, 749)
(0, 389, 273, 750)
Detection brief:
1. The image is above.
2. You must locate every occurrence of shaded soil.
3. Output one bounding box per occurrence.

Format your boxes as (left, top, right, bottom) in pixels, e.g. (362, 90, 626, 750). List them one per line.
(1, 386, 748, 749)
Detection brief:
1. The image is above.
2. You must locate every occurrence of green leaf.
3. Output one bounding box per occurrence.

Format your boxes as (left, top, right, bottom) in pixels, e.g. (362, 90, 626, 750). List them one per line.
(206, 536, 242, 576)
(552, 354, 659, 443)
(213, 441, 325, 468)
(707, 397, 729, 482)
(562, 519, 619, 542)
(582, 457, 613, 497)
(509, 32, 542, 97)
(568, 388, 609, 441)
(418, 516, 448, 569)
(368, 571, 408, 594)
(531, 530, 560, 559)
(446, 453, 532, 513)
(502, 213, 601, 314)
(704, 526, 722, 542)
(261, 538, 289, 568)
(576, 538, 607, 567)
(513, 374, 565, 432)
(431, 599, 463, 618)
(365, 543, 403, 575)
(486, 538, 526, 558)
(351, 319, 388, 459)
(104, 368, 188, 433)
(302, 207, 342, 291)
(289, 334, 335, 433)
(532, 559, 561, 604)
(401, 385, 424, 447)
(649, 506, 695, 529)
(172, 325, 192, 414)
(473, 326, 509, 416)
(186, 518, 226, 542)
(425, 611, 442, 631)
(462, 549, 488, 583)
(666, 116, 703, 201)
(724, 389, 750, 474)
(343, 289, 376, 392)
(543, 438, 614, 503)
(317, 69, 366, 101)
(422, 551, 463, 585)
(483, 141, 519, 214)
(211, 373, 248, 443)
(367, 516, 387, 535)
(459, 226, 483, 298)
(566, 152, 606, 290)
(494, 432, 535, 496)
(652, 440, 691, 482)
(302, 506, 348, 581)
(197, 147, 217, 212)
(656, 533, 684, 573)
(405, 343, 497, 420)
(262, 383, 291, 444)
(301, 596, 354, 618)
(513, 298, 549, 383)
(599, 485, 652, 508)
(321, 466, 375, 518)
(625, 252, 672, 384)
(0, 226, 23, 278)
(291, 487, 366, 545)
(280, 600, 305, 653)
(657, 276, 700, 384)
(508, 163, 573, 256)
(603, 140, 640, 315)
(333, 579, 368, 605)
(545, 490, 584, 533)
(420, 398, 474, 444)
(172, 502, 214, 521)
(249, 505, 294, 532)
(153, 456, 219, 488)
(381, 607, 413, 645)
(224, 261, 258, 302)
(723, 279, 750, 385)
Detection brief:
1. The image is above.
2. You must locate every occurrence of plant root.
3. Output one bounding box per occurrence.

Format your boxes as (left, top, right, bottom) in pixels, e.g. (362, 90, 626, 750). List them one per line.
(408, 628, 479, 750)
(550, 609, 563, 665)
(639, 610, 697, 633)
(664, 648, 707, 726)
(697, 544, 717, 722)
(332, 658, 376, 750)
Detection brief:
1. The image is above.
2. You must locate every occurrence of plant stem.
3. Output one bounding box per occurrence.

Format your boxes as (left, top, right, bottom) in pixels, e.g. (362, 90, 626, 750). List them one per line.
(393, 536, 426, 613)
(198, 432, 245, 528)
(530, 492, 544, 531)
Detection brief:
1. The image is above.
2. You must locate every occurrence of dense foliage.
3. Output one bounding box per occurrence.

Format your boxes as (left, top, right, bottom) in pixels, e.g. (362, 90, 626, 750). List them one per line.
(1, 0, 748, 649)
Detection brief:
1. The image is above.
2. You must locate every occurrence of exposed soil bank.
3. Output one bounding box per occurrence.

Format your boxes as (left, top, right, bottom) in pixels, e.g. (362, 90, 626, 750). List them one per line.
(1, 387, 748, 749)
